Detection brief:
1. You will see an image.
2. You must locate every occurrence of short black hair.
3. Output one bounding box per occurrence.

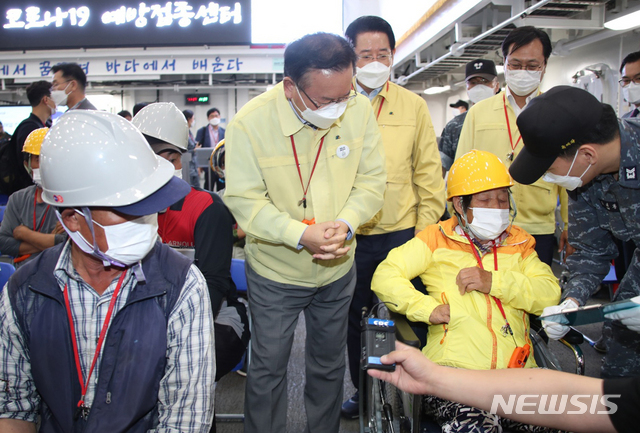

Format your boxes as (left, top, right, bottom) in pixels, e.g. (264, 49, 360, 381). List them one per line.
(183, 109, 194, 121)
(559, 103, 619, 158)
(345, 16, 396, 51)
(51, 63, 88, 90)
(620, 51, 640, 74)
(26, 80, 52, 107)
(284, 32, 356, 89)
(501, 26, 552, 62)
(207, 107, 220, 117)
(133, 102, 150, 116)
(117, 110, 132, 118)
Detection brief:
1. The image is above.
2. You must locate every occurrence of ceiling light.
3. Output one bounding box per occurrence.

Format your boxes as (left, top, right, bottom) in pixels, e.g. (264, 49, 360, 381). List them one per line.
(604, 9, 640, 31)
(423, 85, 450, 95)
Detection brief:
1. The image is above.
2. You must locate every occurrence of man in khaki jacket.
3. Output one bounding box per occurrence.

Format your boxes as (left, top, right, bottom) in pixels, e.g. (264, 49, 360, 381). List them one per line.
(223, 33, 386, 433)
(341, 16, 446, 417)
(455, 26, 568, 267)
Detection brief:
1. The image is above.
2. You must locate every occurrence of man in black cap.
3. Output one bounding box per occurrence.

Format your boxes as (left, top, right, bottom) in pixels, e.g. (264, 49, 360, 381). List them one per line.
(449, 99, 468, 115)
(439, 59, 499, 174)
(510, 85, 640, 378)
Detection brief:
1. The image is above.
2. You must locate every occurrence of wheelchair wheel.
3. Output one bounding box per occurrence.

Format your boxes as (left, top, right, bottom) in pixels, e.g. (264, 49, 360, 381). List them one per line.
(363, 376, 404, 433)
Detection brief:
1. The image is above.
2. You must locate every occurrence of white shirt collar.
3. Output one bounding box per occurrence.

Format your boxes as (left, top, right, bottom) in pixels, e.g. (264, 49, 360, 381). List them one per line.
(355, 81, 383, 101)
(505, 86, 538, 118)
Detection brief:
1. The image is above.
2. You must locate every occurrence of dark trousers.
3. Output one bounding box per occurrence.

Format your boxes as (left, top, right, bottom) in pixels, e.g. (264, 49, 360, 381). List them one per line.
(346, 228, 416, 390)
(532, 234, 555, 267)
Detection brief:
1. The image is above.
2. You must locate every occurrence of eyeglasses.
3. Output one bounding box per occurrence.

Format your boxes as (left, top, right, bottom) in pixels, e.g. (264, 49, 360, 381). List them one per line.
(506, 62, 543, 72)
(466, 77, 491, 85)
(619, 76, 640, 87)
(357, 54, 392, 63)
(297, 85, 357, 109)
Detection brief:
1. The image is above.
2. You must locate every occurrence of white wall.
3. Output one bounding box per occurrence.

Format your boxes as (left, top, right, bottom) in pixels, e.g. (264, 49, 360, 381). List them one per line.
(79, 87, 252, 131)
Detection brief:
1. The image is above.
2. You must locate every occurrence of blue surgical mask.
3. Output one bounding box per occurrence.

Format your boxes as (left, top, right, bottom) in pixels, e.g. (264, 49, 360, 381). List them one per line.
(542, 152, 591, 191)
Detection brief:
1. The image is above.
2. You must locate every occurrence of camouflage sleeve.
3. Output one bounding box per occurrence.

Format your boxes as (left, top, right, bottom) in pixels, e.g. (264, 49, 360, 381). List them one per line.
(564, 192, 618, 305)
(438, 116, 463, 171)
(613, 249, 640, 302)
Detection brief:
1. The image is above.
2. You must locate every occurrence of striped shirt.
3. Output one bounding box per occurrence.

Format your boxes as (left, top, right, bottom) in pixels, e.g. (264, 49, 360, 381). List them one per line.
(0, 241, 215, 432)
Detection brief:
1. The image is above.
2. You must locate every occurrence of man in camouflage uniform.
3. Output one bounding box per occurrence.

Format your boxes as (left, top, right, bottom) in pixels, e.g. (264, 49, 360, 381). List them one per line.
(510, 85, 640, 378)
(439, 59, 499, 175)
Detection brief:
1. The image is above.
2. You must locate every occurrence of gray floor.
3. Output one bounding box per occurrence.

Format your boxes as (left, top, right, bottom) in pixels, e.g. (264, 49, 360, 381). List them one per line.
(215, 258, 610, 433)
(215, 312, 360, 433)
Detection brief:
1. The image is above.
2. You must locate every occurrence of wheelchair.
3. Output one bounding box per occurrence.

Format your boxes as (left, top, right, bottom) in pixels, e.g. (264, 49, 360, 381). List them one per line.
(359, 305, 585, 433)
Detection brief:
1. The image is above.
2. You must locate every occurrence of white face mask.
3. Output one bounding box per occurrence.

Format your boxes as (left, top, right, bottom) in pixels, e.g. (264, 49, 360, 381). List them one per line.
(467, 84, 495, 104)
(505, 69, 542, 97)
(468, 207, 511, 241)
(542, 151, 591, 191)
(32, 168, 42, 186)
(293, 86, 348, 130)
(356, 61, 391, 90)
(174, 169, 183, 179)
(622, 82, 640, 106)
(209, 117, 221, 126)
(50, 82, 71, 107)
(58, 209, 158, 267)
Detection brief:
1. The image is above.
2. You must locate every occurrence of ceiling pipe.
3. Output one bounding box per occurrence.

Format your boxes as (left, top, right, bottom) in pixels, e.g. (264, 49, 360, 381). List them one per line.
(396, 0, 554, 86)
(553, 28, 628, 55)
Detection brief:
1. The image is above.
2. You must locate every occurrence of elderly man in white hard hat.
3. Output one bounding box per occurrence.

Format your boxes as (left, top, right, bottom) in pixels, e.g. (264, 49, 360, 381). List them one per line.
(133, 102, 249, 382)
(0, 110, 215, 433)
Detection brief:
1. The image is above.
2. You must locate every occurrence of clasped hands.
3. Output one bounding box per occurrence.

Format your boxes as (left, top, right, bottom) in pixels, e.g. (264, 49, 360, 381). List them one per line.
(300, 220, 350, 260)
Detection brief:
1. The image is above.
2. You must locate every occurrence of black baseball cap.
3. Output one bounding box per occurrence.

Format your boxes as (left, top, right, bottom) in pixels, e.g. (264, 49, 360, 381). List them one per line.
(449, 100, 469, 110)
(509, 86, 603, 185)
(465, 59, 498, 81)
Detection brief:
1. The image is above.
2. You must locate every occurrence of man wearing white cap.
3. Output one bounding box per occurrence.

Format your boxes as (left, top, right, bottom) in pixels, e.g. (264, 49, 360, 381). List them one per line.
(0, 111, 215, 432)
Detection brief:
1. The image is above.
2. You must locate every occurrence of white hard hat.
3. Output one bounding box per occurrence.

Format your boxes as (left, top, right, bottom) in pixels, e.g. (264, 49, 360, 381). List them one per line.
(40, 110, 189, 215)
(132, 102, 188, 153)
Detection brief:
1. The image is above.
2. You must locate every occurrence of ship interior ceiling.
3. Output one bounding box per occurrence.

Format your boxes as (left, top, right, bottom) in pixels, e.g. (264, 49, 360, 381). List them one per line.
(394, 0, 627, 92)
(0, 0, 639, 130)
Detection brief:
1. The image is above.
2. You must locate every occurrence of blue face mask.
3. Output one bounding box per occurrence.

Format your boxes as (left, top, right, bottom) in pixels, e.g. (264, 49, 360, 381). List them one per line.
(542, 152, 591, 191)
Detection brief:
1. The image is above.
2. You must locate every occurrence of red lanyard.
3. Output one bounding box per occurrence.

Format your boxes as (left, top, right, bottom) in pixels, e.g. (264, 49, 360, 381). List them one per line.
(290, 135, 324, 209)
(63, 271, 127, 412)
(33, 189, 51, 232)
(375, 82, 389, 121)
(462, 231, 511, 327)
(503, 94, 521, 161)
(376, 97, 385, 120)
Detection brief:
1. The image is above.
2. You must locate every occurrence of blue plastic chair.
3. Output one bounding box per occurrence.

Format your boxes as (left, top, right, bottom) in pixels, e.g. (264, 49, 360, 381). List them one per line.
(231, 258, 247, 293)
(230, 258, 250, 372)
(0, 205, 6, 223)
(0, 262, 16, 291)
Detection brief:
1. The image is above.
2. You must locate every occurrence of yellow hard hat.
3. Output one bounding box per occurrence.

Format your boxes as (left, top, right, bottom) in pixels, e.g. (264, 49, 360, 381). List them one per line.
(210, 139, 225, 178)
(23, 127, 49, 156)
(447, 150, 514, 200)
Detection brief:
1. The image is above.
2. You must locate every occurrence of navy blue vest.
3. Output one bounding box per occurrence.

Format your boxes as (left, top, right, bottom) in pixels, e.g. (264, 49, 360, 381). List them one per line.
(8, 241, 192, 433)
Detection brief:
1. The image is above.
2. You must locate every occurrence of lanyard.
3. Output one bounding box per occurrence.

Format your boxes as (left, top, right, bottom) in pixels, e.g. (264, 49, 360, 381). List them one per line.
(290, 135, 324, 210)
(503, 94, 521, 162)
(33, 189, 51, 232)
(63, 271, 127, 416)
(462, 231, 517, 344)
(375, 82, 389, 121)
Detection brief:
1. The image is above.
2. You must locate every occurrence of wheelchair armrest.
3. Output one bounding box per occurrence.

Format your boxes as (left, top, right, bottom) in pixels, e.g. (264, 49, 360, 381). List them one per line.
(561, 328, 584, 345)
(389, 311, 421, 349)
